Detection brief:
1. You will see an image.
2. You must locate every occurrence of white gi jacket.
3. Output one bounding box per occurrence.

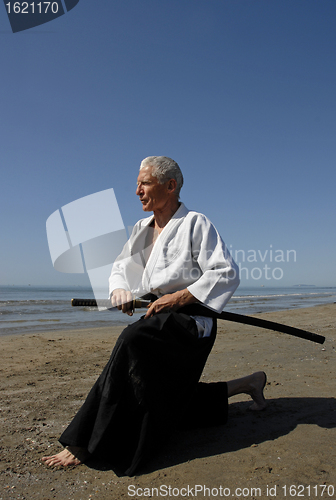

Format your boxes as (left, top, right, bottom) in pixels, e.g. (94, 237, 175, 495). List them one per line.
(109, 203, 239, 336)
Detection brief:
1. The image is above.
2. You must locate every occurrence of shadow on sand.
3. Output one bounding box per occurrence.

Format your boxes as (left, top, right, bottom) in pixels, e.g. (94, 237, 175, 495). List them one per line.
(88, 396, 336, 475)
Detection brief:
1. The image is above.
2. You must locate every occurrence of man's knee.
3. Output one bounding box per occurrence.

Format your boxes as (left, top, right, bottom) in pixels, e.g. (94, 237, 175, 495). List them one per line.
(118, 320, 142, 345)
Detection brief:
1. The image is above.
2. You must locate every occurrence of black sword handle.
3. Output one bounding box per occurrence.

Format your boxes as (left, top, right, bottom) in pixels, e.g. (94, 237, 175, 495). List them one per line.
(71, 298, 150, 309)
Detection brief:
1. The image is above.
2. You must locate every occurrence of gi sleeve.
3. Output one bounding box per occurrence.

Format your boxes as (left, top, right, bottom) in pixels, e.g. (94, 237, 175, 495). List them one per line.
(187, 215, 240, 312)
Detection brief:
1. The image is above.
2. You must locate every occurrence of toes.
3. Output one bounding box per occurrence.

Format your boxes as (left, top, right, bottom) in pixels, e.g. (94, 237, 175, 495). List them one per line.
(42, 456, 56, 466)
(42, 448, 88, 468)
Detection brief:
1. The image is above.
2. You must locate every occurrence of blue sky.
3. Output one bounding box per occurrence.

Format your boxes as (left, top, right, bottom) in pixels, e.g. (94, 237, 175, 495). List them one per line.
(1, 0, 335, 288)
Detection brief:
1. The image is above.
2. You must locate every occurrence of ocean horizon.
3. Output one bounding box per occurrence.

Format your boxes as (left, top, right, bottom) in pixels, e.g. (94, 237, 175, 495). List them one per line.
(0, 284, 335, 337)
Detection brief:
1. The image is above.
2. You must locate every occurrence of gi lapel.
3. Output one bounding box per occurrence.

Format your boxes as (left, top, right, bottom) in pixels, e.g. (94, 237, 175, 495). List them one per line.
(142, 204, 189, 291)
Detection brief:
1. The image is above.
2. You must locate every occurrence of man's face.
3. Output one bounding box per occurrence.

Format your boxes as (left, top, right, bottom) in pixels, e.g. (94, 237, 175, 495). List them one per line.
(136, 166, 170, 212)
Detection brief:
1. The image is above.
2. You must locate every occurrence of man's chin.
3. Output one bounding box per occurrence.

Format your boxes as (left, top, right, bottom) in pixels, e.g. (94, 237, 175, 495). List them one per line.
(141, 203, 151, 211)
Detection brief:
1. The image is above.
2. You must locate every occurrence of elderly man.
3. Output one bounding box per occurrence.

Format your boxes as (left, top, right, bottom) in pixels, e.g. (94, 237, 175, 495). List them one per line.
(43, 156, 266, 475)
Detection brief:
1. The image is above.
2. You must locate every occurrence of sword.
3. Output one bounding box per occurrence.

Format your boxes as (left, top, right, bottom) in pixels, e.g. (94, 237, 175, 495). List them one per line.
(71, 298, 325, 345)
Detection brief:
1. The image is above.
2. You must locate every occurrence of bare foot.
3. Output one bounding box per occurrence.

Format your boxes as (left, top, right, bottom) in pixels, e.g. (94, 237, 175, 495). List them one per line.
(248, 371, 267, 411)
(42, 446, 90, 467)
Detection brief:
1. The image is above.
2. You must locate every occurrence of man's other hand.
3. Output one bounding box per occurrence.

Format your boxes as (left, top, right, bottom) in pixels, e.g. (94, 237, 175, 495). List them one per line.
(144, 289, 197, 319)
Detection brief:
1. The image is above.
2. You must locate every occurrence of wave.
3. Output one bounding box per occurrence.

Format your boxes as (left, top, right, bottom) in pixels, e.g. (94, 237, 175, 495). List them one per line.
(233, 291, 335, 300)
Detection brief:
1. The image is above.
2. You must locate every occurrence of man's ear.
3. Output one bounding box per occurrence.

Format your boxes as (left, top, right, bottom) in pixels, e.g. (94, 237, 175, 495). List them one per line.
(167, 179, 177, 193)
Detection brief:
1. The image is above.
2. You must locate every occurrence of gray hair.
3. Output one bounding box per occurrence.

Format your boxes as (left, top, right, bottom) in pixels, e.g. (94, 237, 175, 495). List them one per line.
(140, 156, 184, 198)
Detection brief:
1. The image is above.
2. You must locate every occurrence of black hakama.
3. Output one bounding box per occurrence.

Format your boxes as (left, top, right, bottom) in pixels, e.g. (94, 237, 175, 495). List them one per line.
(59, 312, 228, 476)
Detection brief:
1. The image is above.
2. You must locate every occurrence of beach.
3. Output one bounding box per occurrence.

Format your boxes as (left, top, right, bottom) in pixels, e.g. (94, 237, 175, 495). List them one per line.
(0, 303, 335, 500)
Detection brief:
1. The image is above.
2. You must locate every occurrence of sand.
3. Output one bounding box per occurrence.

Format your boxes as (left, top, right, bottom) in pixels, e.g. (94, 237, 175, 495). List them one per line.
(0, 304, 335, 500)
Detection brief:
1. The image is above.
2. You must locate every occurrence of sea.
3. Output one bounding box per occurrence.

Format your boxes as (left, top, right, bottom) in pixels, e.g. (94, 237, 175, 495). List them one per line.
(0, 285, 335, 337)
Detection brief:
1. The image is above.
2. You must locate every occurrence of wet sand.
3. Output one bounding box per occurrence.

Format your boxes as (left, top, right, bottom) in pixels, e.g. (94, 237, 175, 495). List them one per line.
(0, 304, 335, 499)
